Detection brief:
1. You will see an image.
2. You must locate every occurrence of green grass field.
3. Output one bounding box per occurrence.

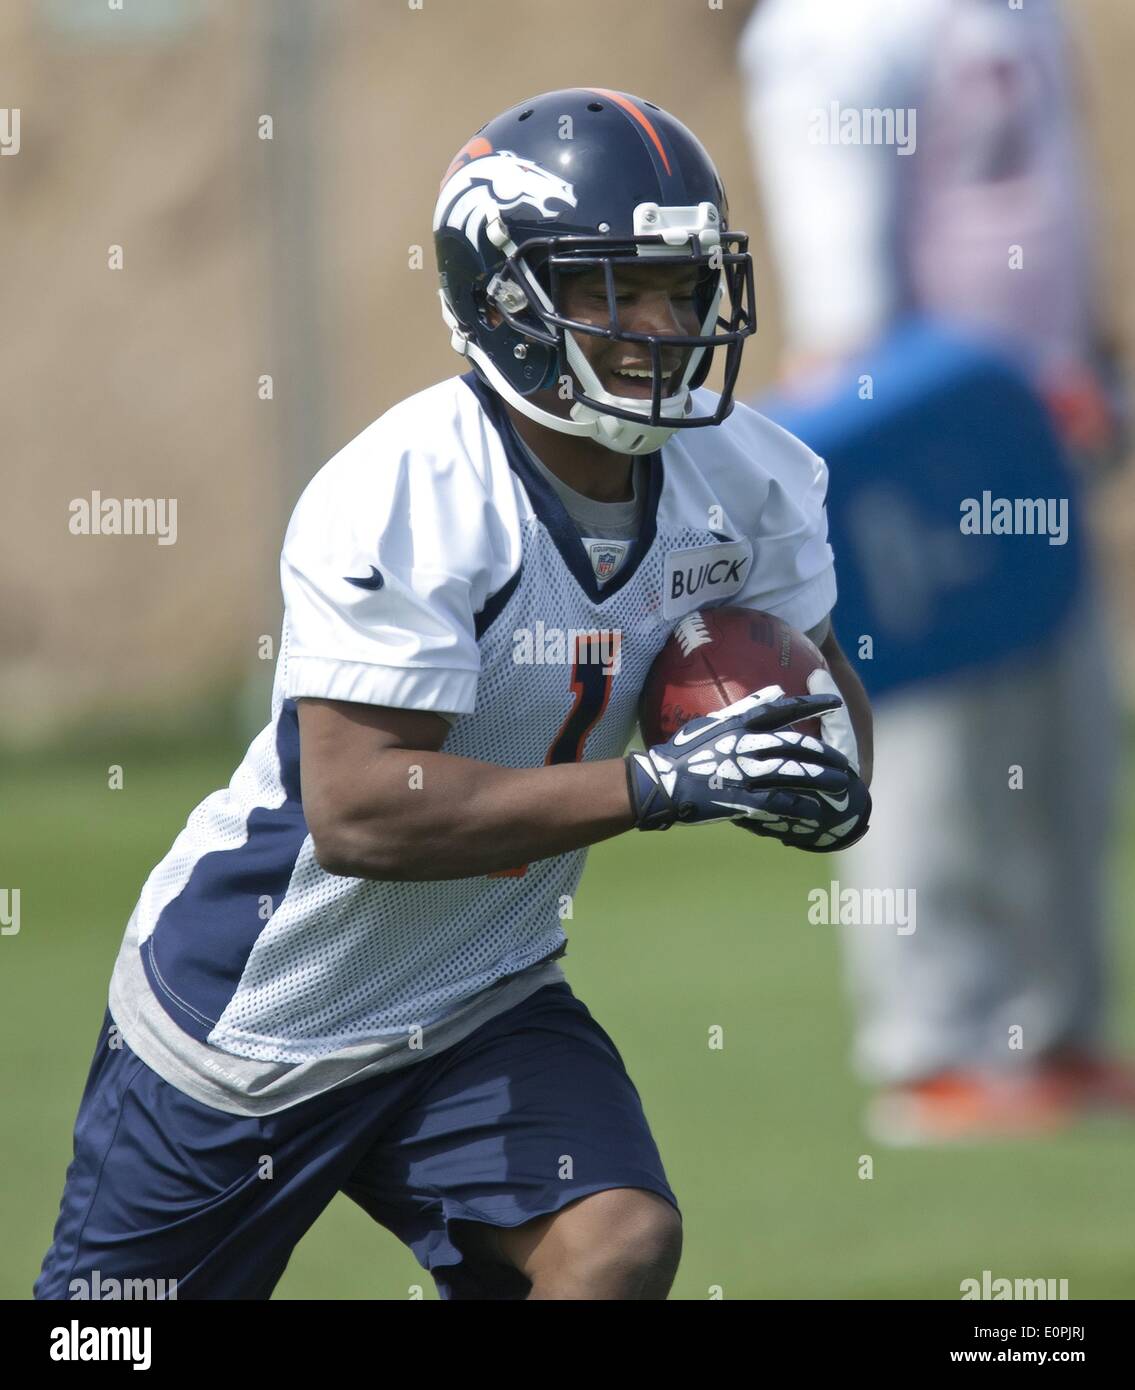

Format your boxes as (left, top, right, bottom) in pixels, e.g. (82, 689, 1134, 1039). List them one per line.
(4, 730, 1134, 1300)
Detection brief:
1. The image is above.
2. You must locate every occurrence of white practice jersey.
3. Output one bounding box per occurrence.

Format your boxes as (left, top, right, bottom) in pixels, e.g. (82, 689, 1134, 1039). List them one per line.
(109, 372, 836, 1114)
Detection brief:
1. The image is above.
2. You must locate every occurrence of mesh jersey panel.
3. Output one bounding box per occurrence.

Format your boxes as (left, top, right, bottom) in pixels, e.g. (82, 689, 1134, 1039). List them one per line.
(209, 517, 716, 1061)
(131, 515, 718, 1065)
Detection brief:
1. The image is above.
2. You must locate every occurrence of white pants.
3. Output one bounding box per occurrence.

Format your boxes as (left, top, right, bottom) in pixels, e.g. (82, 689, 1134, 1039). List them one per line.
(838, 593, 1117, 1084)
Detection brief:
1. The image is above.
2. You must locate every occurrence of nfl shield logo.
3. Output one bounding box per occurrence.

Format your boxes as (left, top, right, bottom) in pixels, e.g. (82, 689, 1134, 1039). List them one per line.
(586, 539, 628, 582)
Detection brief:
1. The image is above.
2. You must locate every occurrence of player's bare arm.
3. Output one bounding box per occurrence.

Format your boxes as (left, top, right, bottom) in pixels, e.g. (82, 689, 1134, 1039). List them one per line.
(299, 697, 635, 879)
(302, 668, 865, 882)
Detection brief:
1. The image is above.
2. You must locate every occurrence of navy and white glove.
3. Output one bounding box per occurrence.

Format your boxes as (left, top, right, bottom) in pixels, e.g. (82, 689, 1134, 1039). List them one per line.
(625, 685, 871, 852)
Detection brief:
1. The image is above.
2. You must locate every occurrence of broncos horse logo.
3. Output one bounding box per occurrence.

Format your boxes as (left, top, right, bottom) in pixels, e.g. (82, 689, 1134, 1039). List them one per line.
(433, 150, 577, 247)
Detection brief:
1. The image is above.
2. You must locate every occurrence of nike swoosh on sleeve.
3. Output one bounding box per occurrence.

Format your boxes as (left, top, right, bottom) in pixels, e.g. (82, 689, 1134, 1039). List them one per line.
(345, 565, 385, 590)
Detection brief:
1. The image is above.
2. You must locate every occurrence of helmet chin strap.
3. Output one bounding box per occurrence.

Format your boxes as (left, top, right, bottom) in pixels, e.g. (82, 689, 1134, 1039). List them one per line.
(563, 332, 689, 455)
(578, 409, 680, 456)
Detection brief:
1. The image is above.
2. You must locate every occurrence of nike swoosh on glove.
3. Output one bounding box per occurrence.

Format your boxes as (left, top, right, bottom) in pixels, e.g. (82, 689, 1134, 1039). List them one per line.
(626, 684, 870, 851)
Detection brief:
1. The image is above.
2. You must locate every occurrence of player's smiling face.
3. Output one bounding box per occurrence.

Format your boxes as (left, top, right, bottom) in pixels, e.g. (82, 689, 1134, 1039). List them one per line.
(557, 262, 703, 402)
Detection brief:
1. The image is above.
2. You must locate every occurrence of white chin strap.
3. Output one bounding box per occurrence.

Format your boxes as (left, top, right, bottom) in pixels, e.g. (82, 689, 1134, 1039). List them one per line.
(563, 332, 691, 456)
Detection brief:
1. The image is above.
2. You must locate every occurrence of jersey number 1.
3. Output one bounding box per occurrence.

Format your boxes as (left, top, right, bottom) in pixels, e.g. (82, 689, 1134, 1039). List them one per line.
(488, 630, 621, 879)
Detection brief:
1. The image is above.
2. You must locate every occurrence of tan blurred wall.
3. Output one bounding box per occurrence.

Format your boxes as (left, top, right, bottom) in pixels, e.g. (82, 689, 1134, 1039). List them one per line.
(2, 0, 1134, 747)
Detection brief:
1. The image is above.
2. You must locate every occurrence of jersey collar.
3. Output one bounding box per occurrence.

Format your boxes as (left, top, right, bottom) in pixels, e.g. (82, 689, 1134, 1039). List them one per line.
(461, 371, 664, 605)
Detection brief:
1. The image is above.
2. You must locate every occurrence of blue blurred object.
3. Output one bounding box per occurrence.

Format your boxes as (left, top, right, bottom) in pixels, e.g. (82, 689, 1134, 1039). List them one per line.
(755, 319, 1087, 699)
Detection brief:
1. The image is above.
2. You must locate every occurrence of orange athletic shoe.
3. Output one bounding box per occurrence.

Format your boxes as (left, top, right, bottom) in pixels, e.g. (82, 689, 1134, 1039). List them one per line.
(1037, 1050, 1135, 1115)
(866, 1069, 1075, 1146)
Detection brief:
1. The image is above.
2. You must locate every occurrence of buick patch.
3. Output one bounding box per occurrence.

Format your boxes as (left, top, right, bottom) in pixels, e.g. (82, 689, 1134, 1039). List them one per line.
(663, 540, 752, 620)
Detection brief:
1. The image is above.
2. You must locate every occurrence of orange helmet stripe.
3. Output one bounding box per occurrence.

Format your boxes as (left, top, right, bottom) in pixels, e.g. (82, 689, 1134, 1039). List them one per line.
(441, 135, 493, 187)
(589, 88, 672, 176)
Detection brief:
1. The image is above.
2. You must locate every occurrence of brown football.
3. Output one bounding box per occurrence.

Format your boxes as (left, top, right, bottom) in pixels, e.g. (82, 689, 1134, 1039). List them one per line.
(638, 607, 829, 747)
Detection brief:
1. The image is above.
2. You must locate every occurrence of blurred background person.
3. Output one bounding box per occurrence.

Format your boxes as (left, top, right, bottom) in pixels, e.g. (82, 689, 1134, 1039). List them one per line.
(739, 0, 1133, 1142)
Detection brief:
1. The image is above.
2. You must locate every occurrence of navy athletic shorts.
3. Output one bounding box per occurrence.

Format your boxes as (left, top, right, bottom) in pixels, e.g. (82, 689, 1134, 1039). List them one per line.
(34, 982, 678, 1300)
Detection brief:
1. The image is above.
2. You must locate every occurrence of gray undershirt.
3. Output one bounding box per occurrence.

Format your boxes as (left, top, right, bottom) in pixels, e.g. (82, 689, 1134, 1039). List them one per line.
(520, 439, 645, 578)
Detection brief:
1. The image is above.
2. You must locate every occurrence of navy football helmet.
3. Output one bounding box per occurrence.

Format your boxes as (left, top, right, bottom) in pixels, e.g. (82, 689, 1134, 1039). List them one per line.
(433, 89, 756, 455)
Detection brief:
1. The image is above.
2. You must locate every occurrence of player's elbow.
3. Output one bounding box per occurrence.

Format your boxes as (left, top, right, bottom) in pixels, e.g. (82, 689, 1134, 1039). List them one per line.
(311, 830, 361, 878)
(309, 817, 418, 881)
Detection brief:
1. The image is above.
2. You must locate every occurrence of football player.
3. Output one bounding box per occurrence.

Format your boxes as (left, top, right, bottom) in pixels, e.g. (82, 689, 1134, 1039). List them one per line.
(36, 89, 872, 1302)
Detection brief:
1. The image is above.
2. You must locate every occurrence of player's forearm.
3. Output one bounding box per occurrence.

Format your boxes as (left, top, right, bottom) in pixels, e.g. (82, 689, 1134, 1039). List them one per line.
(317, 751, 635, 881)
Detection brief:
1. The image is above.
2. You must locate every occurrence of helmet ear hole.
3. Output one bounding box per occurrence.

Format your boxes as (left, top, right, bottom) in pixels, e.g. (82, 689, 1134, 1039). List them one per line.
(478, 313, 556, 396)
